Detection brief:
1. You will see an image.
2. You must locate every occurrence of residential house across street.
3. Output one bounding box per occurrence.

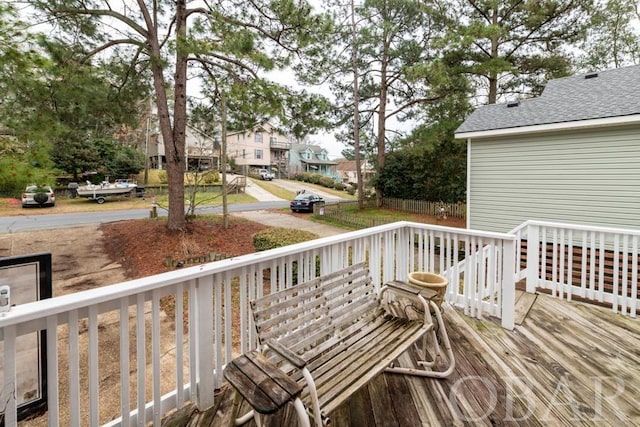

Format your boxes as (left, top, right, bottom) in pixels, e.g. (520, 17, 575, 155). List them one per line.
(151, 121, 339, 179)
(288, 143, 338, 179)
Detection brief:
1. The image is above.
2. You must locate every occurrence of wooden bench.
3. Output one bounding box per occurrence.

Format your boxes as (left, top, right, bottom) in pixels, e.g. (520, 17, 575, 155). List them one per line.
(233, 262, 454, 427)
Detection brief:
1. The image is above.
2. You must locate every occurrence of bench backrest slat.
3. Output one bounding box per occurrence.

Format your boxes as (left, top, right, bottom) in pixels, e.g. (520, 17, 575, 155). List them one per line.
(252, 262, 375, 352)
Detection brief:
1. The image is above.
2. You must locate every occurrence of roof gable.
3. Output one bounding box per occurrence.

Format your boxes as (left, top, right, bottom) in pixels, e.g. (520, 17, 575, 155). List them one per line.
(456, 65, 640, 137)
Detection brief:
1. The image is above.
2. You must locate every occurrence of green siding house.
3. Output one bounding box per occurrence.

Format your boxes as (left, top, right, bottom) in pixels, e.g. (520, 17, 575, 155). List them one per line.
(455, 65, 640, 233)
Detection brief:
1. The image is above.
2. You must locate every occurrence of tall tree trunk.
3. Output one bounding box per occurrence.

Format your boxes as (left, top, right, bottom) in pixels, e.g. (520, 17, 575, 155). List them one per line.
(146, 10, 184, 229)
(488, 6, 499, 104)
(375, 52, 388, 207)
(166, 0, 188, 231)
(351, 0, 364, 209)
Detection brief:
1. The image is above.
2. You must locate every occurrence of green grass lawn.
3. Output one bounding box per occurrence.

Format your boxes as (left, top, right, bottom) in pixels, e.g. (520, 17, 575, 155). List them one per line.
(251, 180, 296, 200)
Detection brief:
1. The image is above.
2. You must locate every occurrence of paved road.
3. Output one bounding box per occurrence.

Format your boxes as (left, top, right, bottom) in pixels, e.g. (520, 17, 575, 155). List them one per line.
(0, 177, 349, 234)
(0, 201, 291, 234)
(233, 210, 345, 237)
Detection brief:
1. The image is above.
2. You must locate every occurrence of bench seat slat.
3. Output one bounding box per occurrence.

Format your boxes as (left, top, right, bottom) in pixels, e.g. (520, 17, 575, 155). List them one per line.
(317, 324, 425, 415)
(302, 315, 422, 383)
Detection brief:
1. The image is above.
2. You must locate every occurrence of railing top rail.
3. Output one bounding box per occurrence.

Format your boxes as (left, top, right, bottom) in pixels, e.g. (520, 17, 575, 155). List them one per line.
(0, 221, 514, 329)
(402, 221, 515, 240)
(512, 219, 640, 237)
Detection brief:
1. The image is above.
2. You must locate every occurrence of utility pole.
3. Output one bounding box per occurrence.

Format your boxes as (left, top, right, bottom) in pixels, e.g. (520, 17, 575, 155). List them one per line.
(144, 116, 150, 185)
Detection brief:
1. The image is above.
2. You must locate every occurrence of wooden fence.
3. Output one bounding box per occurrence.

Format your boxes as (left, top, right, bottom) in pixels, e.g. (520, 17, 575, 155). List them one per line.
(316, 198, 466, 230)
(382, 198, 466, 219)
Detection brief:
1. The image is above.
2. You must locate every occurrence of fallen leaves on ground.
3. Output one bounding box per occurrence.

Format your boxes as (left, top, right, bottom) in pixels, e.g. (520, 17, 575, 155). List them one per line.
(100, 216, 269, 278)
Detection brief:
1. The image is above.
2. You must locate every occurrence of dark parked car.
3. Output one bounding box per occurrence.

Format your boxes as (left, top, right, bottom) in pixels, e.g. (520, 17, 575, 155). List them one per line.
(290, 193, 324, 213)
(22, 185, 56, 208)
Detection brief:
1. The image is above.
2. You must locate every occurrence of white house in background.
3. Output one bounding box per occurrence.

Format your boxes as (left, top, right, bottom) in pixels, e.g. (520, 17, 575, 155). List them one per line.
(335, 160, 374, 185)
(226, 122, 290, 176)
(289, 143, 338, 178)
(455, 64, 640, 233)
(149, 125, 219, 171)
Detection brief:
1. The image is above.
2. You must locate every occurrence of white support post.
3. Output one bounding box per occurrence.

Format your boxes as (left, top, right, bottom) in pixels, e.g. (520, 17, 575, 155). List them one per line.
(195, 275, 215, 409)
(501, 238, 516, 330)
(525, 224, 540, 293)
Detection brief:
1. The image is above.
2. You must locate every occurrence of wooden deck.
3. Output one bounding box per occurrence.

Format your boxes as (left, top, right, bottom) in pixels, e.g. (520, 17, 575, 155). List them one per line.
(162, 292, 640, 426)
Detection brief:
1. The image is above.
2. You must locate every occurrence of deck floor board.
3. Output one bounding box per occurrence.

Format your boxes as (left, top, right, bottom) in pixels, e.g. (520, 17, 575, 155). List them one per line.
(162, 293, 640, 426)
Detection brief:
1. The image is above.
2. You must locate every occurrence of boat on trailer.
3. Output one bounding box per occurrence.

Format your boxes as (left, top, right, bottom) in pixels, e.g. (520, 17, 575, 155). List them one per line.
(76, 179, 139, 203)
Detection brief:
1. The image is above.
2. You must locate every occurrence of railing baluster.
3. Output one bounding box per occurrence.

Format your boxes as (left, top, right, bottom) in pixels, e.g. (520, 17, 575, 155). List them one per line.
(598, 232, 606, 302)
(88, 305, 99, 426)
(175, 282, 184, 410)
(188, 279, 197, 405)
(224, 272, 232, 366)
(240, 268, 248, 354)
(119, 298, 130, 427)
(46, 315, 59, 425)
(581, 231, 588, 298)
(152, 290, 161, 425)
(613, 234, 620, 313)
(589, 231, 596, 299)
(4, 325, 17, 426)
(551, 227, 558, 297)
(621, 235, 629, 315)
(567, 229, 573, 302)
(136, 293, 146, 426)
(632, 236, 638, 317)
(69, 309, 81, 426)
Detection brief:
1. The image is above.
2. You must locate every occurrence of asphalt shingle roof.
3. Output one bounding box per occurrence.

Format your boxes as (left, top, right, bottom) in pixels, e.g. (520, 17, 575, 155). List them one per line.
(456, 64, 640, 134)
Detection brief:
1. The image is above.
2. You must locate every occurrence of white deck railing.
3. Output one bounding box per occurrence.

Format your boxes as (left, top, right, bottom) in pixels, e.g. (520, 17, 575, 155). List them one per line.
(0, 221, 515, 425)
(512, 220, 640, 317)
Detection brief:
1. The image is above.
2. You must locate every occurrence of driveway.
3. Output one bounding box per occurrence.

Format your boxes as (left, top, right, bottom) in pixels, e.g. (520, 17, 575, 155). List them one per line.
(262, 178, 347, 201)
(233, 210, 345, 237)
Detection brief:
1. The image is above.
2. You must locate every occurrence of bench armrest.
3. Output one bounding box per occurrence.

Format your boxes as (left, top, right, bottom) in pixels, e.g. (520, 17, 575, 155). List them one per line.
(380, 280, 435, 323)
(384, 280, 438, 299)
(384, 280, 418, 296)
(266, 339, 307, 369)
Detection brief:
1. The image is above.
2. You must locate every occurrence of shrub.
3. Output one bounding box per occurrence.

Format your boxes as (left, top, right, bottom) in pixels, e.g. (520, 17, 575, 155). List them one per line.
(254, 228, 322, 285)
(318, 176, 333, 188)
(253, 228, 320, 252)
(158, 170, 168, 184)
(203, 170, 219, 184)
(304, 173, 318, 184)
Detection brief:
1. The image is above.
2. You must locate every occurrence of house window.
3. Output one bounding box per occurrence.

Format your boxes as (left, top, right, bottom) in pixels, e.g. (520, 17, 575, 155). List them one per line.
(270, 136, 278, 144)
(255, 133, 263, 143)
(255, 149, 263, 159)
(242, 149, 246, 159)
